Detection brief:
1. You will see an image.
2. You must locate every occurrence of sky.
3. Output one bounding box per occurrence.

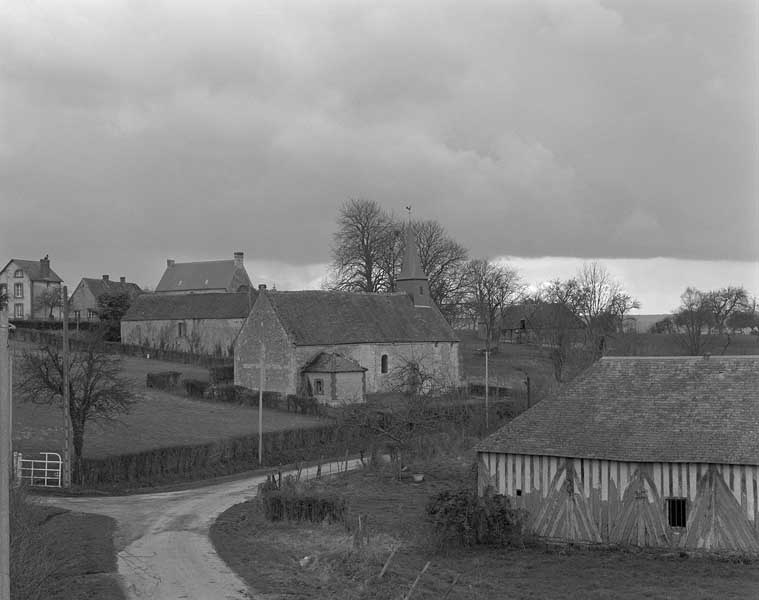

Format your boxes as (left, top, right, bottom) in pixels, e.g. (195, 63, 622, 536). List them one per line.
(1, 0, 757, 314)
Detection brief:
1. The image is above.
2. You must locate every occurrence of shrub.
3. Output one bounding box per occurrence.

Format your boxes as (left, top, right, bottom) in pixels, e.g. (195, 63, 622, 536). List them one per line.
(209, 365, 234, 384)
(146, 371, 181, 390)
(426, 487, 527, 547)
(184, 378, 210, 398)
(260, 480, 348, 525)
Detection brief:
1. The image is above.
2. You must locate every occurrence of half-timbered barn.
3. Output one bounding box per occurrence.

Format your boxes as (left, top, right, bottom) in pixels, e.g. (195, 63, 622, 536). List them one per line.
(476, 355, 759, 552)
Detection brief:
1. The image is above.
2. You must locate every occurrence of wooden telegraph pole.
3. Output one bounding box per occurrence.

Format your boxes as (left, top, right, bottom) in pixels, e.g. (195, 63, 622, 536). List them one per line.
(61, 286, 71, 488)
(0, 306, 11, 599)
(258, 320, 264, 465)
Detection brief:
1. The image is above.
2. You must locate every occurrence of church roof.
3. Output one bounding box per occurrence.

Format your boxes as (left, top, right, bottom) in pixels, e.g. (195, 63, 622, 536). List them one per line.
(264, 290, 458, 345)
(476, 355, 759, 465)
(397, 223, 427, 282)
(303, 352, 367, 373)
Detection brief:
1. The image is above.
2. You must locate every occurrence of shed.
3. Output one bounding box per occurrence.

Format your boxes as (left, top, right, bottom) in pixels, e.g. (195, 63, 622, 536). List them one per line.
(476, 355, 759, 552)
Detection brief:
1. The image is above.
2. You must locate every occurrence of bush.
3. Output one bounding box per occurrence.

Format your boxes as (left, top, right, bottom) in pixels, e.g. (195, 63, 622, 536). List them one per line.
(209, 365, 235, 384)
(146, 371, 181, 390)
(184, 378, 210, 398)
(259, 478, 348, 525)
(205, 384, 282, 408)
(426, 487, 527, 547)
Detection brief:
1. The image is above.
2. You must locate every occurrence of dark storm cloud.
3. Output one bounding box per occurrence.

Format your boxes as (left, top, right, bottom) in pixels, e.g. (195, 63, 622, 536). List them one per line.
(1, 0, 756, 291)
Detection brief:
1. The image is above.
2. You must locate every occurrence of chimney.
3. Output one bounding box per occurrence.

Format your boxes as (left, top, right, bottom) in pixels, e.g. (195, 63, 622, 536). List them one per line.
(40, 255, 50, 278)
(258, 284, 267, 291)
(167, 259, 175, 268)
(120, 276, 126, 283)
(234, 251, 244, 267)
(102, 274, 109, 281)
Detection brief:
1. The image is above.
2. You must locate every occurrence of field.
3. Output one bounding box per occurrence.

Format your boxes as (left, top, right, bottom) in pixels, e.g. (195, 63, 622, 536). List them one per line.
(11, 348, 323, 459)
(211, 455, 759, 600)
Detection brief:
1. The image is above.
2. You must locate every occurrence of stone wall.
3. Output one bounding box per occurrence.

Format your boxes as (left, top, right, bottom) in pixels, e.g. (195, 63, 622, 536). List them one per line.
(121, 317, 244, 357)
(305, 371, 365, 406)
(234, 293, 297, 393)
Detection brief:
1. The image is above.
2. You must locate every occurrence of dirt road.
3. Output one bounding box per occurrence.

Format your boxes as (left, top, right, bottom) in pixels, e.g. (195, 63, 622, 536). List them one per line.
(40, 459, 363, 600)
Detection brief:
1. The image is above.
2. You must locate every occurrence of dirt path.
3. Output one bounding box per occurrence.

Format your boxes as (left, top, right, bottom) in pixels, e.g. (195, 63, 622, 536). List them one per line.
(39, 459, 363, 600)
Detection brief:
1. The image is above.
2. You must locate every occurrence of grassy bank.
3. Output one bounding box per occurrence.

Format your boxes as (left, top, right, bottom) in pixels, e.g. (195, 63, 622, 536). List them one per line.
(11, 487, 123, 600)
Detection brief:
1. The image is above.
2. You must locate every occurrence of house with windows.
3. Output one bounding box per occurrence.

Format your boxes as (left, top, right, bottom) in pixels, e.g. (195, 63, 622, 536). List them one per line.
(234, 230, 460, 403)
(69, 275, 142, 323)
(121, 291, 255, 356)
(155, 252, 252, 294)
(476, 355, 759, 552)
(0, 256, 63, 320)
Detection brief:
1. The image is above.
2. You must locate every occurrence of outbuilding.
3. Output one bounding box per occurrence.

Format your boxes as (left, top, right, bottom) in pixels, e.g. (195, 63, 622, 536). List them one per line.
(476, 355, 759, 552)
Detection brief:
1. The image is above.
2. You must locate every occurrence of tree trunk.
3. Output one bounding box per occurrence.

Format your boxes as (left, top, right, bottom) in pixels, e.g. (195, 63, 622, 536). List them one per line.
(72, 421, 85, 485)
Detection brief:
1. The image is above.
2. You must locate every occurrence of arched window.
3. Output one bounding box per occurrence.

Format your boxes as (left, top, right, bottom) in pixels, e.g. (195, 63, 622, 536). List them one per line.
(419, 286, 424, 295)
(381, 354, 388, 374)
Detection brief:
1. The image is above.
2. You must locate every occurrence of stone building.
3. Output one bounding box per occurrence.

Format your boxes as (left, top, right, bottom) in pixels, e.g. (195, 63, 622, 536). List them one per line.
(69, 275, 142, 322)
(0, 256, 63, 320)
(121, 291, 255, 356)
(476, 355, 759, 552)
(156, 252, 252, 294)
(234, 232, 460, 401)
(302, 352, 367, 405)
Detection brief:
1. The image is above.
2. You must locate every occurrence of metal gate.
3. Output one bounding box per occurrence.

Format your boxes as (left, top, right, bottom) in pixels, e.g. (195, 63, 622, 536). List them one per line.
(13, 451, 62, 488)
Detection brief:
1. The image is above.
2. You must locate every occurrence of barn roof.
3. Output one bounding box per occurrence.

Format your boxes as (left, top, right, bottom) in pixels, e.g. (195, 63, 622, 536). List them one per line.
(79, 277, 142, 299)
(303, 352, 366, 373)
(123, 291, 254, 321)
(156, 260, 251, 293)
(265, 290, 458, 345)
(476, 356, 759, 465)
(2, 259, 63, 283)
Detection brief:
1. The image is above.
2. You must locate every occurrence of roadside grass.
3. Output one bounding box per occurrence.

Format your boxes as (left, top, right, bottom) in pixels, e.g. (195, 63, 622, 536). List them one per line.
(211, 454, 759, 600)
(11, 347, 323, 459)
(11, 486, 123, 600)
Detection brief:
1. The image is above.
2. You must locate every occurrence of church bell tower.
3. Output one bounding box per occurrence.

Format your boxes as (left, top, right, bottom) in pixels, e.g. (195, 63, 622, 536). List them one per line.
(396, 222, 431, 307)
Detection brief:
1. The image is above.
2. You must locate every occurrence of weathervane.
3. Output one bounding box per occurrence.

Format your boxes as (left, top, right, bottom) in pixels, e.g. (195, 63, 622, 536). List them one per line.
(405, 205, 412, 220)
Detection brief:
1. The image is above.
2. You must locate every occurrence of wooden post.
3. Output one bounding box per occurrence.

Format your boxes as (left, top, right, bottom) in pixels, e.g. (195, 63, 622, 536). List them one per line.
(258, 320, 264, 465)
(0, 307, 11, 599)
(61, 286, 71, 488)
(484, 349, 489, 430)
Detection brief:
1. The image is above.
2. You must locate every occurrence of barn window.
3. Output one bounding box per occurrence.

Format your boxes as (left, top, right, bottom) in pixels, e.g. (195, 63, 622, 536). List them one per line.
(381, 354, 388, 374)
(419, 285, 424, 295)
(667, 498, 687, 528)
(178, 322, 186, 337)
(314, 379, 324, 395)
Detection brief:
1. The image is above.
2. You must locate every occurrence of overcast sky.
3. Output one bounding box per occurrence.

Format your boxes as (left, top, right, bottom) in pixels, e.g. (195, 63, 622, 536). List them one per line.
(1, 0, 757, 313)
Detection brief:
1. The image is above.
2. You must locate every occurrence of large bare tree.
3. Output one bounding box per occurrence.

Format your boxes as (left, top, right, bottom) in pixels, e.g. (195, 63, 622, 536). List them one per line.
(17, 330, 136, 483)
(464, 259, 524, 351)
(326, 201, 470, 322)
(672, 286, 748, 355)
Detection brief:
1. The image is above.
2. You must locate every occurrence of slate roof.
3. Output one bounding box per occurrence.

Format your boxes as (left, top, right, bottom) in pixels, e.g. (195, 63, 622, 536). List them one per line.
(123, 292, 255, 321)
(2, 259, 63, 283)
(265, 290, 459, 345)
(476, 356, 759, 465)
(303, 352, 367, 373)
(80, 278, 142, 299)
(156, 260, 251, 293)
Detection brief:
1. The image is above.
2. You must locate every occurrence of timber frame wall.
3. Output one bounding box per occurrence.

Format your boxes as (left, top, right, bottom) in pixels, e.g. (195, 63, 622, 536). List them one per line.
(478, 452, 759, 552)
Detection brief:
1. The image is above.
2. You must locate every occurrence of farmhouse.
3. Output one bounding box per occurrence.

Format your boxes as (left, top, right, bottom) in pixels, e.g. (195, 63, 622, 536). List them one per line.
(476, 355, 759, 552)
(69, 275, 142, 322)
(235, 233, 460, 401)
(121, 291, 255, 356)
(156, 252, 252, 294)
(0, 256, 63, 320)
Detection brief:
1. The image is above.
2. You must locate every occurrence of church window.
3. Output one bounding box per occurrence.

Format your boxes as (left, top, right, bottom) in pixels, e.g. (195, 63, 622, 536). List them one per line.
(381, 354, 388, 374)
(314, 379, 324, 395)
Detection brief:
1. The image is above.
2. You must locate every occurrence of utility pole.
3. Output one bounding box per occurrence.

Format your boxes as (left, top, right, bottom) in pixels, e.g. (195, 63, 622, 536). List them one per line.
(258, 320, 264, 466)
(61, 286, 71, 488)
(484, 348, 489, 431)
(1, 306, 11, 600)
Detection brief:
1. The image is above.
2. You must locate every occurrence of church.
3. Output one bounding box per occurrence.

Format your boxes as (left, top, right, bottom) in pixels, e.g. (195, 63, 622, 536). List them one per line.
(234, 229, 460, 404)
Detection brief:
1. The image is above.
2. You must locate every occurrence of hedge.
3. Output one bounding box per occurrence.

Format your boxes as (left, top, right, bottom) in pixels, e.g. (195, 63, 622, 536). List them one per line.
(209, 365, 235, 384)
(146, 371, 182, 390)
(80, 424, 363, 487)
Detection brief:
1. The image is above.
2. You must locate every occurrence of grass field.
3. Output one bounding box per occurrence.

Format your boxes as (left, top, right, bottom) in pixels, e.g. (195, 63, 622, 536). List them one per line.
(211, 455, 759, 600)
(11, 348, 323, 459)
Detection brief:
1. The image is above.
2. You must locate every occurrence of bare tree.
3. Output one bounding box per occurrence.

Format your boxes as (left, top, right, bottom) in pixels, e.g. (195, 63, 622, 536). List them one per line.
(726, 297, 758, 334)
(327, 198, 398, 292)
(464, 259, 524, 351)
(16, 330, 137, 483)
(33, 287, 62, 320)
(672, 286, 748, 355)
(707, 286, 748, 334)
